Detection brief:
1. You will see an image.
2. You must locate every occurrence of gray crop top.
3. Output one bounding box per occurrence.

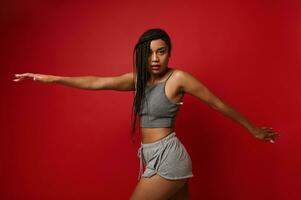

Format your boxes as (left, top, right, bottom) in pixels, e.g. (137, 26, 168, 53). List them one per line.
(139, 70, 184, 128)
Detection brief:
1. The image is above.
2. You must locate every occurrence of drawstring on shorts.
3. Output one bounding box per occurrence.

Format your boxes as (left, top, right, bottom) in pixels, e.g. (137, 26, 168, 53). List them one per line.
(137, 132, 176, 180)
(137, 146, 144, 180)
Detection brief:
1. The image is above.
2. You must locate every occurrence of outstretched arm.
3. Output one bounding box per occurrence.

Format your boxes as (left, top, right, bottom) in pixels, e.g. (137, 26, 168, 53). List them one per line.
(177, 70, 280, 143)
(13, 72, 136, 91)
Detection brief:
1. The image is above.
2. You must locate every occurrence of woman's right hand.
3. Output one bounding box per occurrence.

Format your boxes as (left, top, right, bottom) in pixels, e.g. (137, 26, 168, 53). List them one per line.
(13, 73, 56, 83)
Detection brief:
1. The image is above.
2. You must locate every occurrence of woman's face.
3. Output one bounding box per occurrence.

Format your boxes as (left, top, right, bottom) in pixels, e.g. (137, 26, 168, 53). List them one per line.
(147, 39, 170, 75)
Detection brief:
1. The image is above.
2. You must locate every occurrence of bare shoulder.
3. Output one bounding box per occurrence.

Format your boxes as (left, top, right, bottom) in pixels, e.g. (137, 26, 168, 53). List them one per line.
(171, 68, 195, 80)
(170, 68, 199, 90)
(121, 71, 136, 81)
(172, 68, 212, 93)
(118, 71, 136, 90)
(170, 68, 223, 109)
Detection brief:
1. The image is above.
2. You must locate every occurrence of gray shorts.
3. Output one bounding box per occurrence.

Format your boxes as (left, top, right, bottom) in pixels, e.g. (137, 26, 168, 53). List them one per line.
(137, 131, 194, 180)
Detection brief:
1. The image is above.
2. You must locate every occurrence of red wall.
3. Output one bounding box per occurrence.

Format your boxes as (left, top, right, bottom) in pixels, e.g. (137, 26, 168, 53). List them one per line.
(1, 0, 300, 199)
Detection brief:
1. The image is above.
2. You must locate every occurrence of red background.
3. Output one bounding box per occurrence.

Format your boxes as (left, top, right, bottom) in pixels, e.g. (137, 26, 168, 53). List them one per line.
(1, 0, 300, 199)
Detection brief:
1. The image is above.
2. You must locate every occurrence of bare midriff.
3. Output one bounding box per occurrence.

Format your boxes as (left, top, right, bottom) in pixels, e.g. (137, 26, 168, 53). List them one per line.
(141, 127, 174, 144)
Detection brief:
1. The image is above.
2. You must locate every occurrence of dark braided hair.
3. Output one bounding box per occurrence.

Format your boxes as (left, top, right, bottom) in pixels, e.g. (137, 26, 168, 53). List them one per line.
(130, 28, 172, 143)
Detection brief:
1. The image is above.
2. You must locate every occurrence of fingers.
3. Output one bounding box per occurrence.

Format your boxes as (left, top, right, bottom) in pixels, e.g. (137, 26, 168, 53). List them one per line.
(262, 127, 281, 136)
(13, 75, 25, 81)
(256, 127, 279, 144)
(13, 73, 35, 82)
(262, 127, 273, 131)
(264, 131, 281, 144)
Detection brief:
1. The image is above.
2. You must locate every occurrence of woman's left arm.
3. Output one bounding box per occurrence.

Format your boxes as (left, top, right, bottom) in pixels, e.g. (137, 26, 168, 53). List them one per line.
(177, 70, 280, 143)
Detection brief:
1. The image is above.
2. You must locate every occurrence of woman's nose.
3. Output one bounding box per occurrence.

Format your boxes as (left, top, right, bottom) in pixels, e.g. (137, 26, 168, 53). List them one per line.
(151, 53, 159, 62)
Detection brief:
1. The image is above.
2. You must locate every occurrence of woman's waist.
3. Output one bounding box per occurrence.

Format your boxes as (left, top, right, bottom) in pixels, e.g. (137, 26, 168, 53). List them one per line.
(141, 127, 174, 144)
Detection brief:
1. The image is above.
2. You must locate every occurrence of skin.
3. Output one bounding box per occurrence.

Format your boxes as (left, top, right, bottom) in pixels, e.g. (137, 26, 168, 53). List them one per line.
(13, 39, 280, 200)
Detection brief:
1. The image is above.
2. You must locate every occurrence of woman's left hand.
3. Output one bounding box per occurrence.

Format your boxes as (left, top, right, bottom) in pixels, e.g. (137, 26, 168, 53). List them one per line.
(251, 127, 280, 143)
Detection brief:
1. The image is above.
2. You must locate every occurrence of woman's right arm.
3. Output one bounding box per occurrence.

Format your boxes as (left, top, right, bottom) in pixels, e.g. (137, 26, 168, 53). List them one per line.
(13, 72, 136, 91)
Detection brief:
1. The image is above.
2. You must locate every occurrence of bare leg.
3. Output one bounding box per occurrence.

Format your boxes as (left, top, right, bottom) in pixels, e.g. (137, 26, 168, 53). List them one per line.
(130, 175, 188, 200)
(169, 181, 190, 200)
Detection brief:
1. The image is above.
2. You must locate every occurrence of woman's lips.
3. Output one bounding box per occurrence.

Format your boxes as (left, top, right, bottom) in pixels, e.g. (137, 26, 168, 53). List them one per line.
(151, 65, 160, 70)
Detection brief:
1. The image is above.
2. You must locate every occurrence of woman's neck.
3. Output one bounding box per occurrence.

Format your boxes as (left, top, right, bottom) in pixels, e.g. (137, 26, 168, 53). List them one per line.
(148, 68, 170, 83)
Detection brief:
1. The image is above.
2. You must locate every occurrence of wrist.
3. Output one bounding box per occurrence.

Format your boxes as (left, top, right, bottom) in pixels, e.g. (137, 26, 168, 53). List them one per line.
(51, 75, 61, 83)
(248, 126, 259, 135)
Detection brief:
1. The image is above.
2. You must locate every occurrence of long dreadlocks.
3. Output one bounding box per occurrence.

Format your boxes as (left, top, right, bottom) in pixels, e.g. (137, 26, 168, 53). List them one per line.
(131, 28, 172, 142)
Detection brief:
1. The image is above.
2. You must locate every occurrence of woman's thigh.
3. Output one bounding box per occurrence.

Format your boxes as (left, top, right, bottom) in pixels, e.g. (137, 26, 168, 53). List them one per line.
(130, 175, 188, 200)
(169, 181, 189, 200)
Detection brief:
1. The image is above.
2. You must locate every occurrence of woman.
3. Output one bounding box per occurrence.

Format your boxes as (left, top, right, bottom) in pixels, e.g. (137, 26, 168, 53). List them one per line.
(13, 28, 279, 200)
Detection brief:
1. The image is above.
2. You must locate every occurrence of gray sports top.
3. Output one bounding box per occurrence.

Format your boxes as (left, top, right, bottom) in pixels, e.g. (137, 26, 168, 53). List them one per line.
(139, 70, 184, 128)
